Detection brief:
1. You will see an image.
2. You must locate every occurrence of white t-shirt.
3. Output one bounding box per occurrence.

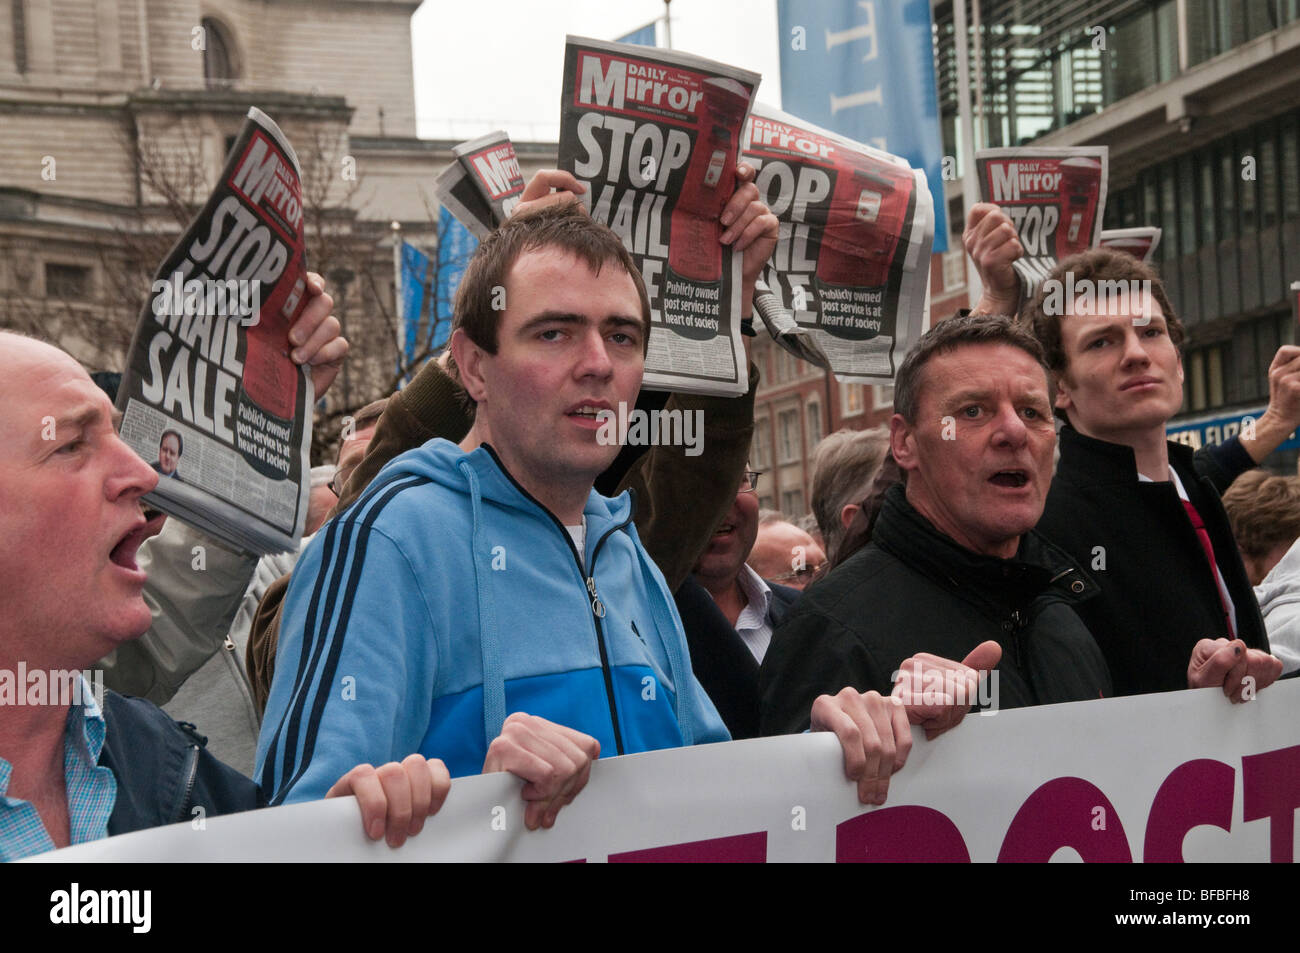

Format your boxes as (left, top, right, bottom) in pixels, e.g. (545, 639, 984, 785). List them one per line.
(566, 518, 586, 569)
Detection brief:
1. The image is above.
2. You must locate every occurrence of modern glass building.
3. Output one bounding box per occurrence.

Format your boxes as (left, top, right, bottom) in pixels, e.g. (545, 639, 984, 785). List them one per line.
(934, 0, 1300, 470)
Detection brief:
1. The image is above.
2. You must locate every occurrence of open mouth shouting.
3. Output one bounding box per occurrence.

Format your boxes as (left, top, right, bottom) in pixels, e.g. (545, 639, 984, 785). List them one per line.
(989, 469, 1030, 489)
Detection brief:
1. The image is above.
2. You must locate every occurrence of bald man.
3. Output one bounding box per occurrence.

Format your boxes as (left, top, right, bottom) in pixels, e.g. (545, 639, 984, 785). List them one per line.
(748, 517, 827, 591)
(0, 329, 447, 859)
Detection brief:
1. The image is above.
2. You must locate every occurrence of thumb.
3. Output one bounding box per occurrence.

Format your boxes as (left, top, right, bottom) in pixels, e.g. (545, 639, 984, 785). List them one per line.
(961, 640, 1002, 673)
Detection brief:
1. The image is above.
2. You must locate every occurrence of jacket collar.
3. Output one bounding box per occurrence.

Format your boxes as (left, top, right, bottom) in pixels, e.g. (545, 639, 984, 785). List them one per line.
(872, 483, 1097, 611)
(1057, 422, 1197, 485)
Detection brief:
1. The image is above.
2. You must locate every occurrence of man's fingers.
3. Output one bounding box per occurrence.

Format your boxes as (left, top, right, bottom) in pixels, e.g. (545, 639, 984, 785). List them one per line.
(519, 169, 586, 203)
(373, 761, 414, 848)
(326, 765, 387, 841)
(1188, 638, 1240, 688)
(733, 211, 779, 253)
(810, 693, 866, 782)
(305, 335, 350, 369)
(401, 753, 433, 838)
(863, 694, 897, 805)
(961, 641, 1003, 673)
(292, 312, 342, 364)
(890, 695, 912, 771)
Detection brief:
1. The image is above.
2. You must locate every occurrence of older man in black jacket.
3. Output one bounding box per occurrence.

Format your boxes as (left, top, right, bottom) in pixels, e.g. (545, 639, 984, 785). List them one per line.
(761, 314, 1113, 736)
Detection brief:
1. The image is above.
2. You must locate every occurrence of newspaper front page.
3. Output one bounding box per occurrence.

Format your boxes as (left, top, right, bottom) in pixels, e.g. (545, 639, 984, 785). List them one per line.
(115, 108, 313, 555)
(432, 130, 527, 240)
(975, 146, 1109, 297)
(744, 104, 934, 383)
(558, 36, 759, 396)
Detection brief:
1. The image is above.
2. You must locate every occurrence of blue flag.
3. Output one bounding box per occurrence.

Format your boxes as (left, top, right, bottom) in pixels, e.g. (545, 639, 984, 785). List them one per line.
(617, 21, 657, 46)
(777, 0, 948, 251)
(434, 209, 478, 347)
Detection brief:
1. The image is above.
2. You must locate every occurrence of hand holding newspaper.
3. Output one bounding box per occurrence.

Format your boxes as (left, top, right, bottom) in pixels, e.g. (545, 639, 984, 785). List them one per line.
(974, 146, 1109, 297)
(115, 108, 314, 555)
(744, 104, 934, 383)
(557, 36, 760, 396)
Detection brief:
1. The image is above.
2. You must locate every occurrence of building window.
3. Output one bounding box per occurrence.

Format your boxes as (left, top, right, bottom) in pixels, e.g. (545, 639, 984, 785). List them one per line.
(201, 17, 239, 88)
(841, 381, 864, 417)
(941, 249, 965, 293)
(777, 408, 801, 463)
(806, 401, 823, 449)
(781, 489, 805, 518)
(44, 263, 91, 300)
(12, 0, 27, 73)
(751, 417, 771, 469)
(873, 384, 894, 411)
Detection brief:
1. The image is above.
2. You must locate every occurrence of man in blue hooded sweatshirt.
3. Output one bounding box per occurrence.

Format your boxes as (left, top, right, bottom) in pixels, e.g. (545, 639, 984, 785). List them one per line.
(258, 193, 934, 830)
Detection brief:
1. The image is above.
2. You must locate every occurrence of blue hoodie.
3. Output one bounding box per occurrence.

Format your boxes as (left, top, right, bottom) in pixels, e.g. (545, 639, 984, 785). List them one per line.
(256, 439, 729, 804)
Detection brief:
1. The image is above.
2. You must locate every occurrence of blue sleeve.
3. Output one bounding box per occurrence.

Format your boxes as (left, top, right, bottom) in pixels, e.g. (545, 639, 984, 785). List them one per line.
(254, 521, 438, 805)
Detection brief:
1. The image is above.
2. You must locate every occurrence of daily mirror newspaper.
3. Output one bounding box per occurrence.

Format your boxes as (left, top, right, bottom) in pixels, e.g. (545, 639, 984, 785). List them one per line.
(115, 108, 313, 555)
(432, 130, 528, 240)
(558, 36, 759, 396)
(744, 104, 934, 383)
(1100, 226, 1162, 263)
(975, 146, 1109, 296)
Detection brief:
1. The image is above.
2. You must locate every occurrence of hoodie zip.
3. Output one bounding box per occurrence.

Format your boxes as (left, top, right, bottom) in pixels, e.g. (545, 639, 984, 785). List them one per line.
(174, 744, 200, 824)
(479, 446, 632, 756)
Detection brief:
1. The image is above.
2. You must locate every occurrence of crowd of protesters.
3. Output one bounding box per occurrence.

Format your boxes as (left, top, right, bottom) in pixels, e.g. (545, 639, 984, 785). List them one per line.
(2, 171, 1298, 861)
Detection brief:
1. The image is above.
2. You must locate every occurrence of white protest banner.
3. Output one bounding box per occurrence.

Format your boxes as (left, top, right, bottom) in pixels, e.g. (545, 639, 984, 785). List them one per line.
(33, 680, 1300, 862)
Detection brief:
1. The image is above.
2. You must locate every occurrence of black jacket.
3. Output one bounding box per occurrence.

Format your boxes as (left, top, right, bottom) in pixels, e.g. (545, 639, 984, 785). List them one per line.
(101, 691, 263, 836)
(676, 575, 800, 740)
(759, 485, 1113, 736)
(1036, 425, 1268, 697)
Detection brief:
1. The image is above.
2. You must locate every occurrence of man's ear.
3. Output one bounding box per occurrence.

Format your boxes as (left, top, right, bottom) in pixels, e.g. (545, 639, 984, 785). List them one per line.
(839, 502, 861, 531)
(888, 412, 918, 473)
(1053, 371, 1073, 415)
(450, 328, 489, 404)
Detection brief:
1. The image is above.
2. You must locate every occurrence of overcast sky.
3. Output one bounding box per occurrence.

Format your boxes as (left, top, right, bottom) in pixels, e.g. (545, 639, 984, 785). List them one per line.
(410, 0, 783, 142)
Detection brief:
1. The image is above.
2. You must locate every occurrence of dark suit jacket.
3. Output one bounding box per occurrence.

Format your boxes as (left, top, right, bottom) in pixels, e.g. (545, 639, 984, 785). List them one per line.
(1036, 425, 1267, 696)
(676, 574, 801, 740)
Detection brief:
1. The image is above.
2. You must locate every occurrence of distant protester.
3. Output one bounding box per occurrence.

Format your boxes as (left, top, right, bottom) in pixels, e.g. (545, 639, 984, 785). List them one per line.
(809, 427, 889, 564)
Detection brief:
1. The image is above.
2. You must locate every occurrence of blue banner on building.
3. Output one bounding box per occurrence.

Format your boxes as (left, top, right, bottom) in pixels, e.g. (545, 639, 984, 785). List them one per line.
(777, 0, 948, 251)
(434, 208, 478, 345)
(398, 213, 479, 375)
(617, 21, 657, 46)
(399, 240, 432, 368)
(1168, 407, 1300, 453)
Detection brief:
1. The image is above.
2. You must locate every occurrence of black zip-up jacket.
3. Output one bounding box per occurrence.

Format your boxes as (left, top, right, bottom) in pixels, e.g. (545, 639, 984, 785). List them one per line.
(101, 692, 263, 836)
(1036, 425, 1269, 697)
(759, 485, 1113, 735)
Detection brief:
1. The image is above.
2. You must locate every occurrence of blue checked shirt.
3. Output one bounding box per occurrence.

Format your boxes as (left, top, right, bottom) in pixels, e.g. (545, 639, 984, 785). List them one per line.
(0, 679, 117, 861)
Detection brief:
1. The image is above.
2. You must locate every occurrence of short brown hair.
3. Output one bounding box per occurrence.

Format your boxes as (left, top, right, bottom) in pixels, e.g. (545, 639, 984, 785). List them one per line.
(893, 312, 1048, 423)
(452, 203, 651, 356)
(1026, 247, 1184, 377)
(1223, 469, 1300, 558)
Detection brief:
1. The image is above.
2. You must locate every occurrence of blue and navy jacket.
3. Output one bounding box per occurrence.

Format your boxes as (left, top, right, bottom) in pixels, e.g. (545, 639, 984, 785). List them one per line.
(256, 439, 730, 804)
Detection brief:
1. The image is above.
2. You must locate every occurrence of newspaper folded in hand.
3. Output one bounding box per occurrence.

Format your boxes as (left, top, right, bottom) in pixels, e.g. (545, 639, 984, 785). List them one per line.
(975, 145, 1109, 297)
(433, 130, 528, 240)
(745, 104, 934, 383)
(558, 35, 760, 397)
(116, 108, 313, 555)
